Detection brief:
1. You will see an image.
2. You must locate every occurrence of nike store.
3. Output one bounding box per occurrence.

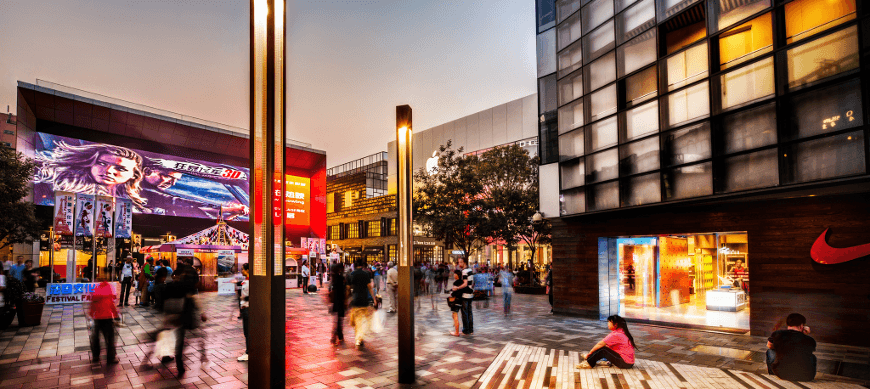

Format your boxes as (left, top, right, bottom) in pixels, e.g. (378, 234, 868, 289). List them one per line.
(535, 0, 870, 346)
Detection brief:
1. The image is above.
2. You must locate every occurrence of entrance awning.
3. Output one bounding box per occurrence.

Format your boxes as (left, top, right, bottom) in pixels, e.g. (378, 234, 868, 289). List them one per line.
(362, 247, 383, 255)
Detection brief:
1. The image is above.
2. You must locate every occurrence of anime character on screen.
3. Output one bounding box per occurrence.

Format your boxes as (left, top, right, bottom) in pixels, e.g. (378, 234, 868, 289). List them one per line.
(140, 159, 249, 219)
(34, 142, 146, 207)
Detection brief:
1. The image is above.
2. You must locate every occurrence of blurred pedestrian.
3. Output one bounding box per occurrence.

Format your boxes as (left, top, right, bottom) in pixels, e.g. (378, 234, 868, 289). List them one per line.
(499, 266, 514, 314)
(348, 258, 373, 348)
(167, 260, 206, 376)
(453, 257, 474, 335)
(88, 280, 120, 364)
(237, 277, 250, 361)
(386, 262, 397, 313)
(329, 262, 346, 345)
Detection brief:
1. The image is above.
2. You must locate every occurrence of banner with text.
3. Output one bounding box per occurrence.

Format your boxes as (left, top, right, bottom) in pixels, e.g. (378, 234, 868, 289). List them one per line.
(94, 196, 114, 238)
(53, 192, 75, 235)
(114, 198, 133, 238)
(74, 193, 95, 237)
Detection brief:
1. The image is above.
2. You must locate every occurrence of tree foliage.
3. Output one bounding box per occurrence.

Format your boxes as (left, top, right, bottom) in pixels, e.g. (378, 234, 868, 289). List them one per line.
(0, 146, 43, 249)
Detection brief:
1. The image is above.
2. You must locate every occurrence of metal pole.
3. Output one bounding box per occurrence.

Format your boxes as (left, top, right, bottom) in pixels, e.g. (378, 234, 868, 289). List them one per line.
(396, 105, 415, 384)
(49, 227, 54, 284)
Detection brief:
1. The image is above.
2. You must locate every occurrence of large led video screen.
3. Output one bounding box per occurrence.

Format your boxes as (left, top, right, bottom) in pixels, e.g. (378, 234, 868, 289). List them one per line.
(31, 133, 252, 221)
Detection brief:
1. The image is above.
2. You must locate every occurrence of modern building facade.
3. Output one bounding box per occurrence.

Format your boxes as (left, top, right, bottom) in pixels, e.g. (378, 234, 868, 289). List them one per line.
(536, 0, 870, 346)
(1, 113, 16, 149)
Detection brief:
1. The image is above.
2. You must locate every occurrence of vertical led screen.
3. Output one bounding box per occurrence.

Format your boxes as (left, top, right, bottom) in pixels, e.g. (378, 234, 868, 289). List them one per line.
(284, 175, 310, 227)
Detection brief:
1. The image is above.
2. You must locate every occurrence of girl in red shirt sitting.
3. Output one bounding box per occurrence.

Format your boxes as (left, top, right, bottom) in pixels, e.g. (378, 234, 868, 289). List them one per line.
(577, 315, 636, 369)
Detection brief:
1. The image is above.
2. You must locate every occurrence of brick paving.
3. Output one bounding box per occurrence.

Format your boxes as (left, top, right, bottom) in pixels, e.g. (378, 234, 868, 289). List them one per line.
(0, 288, 867, 388)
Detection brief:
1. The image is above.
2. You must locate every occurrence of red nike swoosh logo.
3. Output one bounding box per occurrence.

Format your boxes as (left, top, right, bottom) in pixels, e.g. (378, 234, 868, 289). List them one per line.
(811, 229, 870, 264)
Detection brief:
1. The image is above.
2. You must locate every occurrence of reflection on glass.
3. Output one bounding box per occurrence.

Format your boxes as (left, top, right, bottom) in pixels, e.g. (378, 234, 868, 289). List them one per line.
(558, 71, 583, 106)
(539, 75, 558, 114)
(619, 136, 660, 176)
(667, 43, 708, 91)
(586, 52, 617, 92)
(787, 78, 863, 140)
(713, 0, 770, 31)
(589, 84, 618, 122)
(665, 20, 706, 55)
(538, 0, 557, 31)
(623, 101, 659, 141)
(618, 30, 657, 77)
(583, 0, 614, 35)
(556, 0, 582, 24)
(719, 13, 773, 69)
(560, 188, 585, 215)
(657, 0, 702, 21)
(664, 162, 713, 200)
(617, 0, 654, 44)
(785, 0, 856, 43)
(588, 181, 620, 211)
(616, 0, 640, 13)
(622, 172, 661, 206)
(666, 82, 709, 128)
(662, 122, 711, 166)
(558, 98, 585, 134)
(588, 115, 618, 152)
(722, 103, 777, 154)
(626, 65, 657, 105)
(557, 11, 582, 51)
(583, 21, 615, 63)
(787, 26, 859, 89)
(560, 158, 585, 189)
(558, 39, 583, 78)
(559, 129, 585, 161)
(719, 57, 774, 110)
(537, 29, 557, 77)
(587, 148, 619, 184)
(723, 149, 778, 192)
(785, 131, 865, 183)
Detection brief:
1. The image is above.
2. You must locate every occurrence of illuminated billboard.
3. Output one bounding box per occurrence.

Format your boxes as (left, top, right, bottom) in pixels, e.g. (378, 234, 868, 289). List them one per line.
(31, 133, 251, 221)
(284, 175, 310, 226)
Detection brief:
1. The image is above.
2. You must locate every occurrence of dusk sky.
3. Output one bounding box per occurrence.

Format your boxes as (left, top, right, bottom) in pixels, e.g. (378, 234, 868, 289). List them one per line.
(0, 0, 537, 167)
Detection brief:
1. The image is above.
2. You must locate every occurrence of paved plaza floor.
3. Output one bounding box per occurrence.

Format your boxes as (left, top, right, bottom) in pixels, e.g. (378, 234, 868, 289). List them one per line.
(0, 288, 867, 388)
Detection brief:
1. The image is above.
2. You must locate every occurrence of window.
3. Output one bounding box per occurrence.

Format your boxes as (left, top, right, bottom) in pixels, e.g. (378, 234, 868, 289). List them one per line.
(617, 0, 654, 44)
(329, 225, 340, 240)
(622, 172, 661, 206)
(620, 136, 659, 176)
(558, 39, 583, 78)
(558, 11, 582, 51)
(718, 13, 773, 70)
(583, 21, 615, 63)
(657, 0, 701, 22)
(662, 122, 711, 166)
(558, 71, 583, 106)
(588, 84, 618, 122)
(785, 0, 856, 43)
(538, 29, 557, 77)
(557, 0, 582, 24)
(587, 181, 620, 210)
(587, 115, 618, 152)
(2, 142, 10, 148)
(587, 148, 619, 183)
(665, 81, 709, 128)
(718, 57, 774, 110)
(558, 98, 584, 134)
(786, 26, 859, 90)
(582, 0, 614, 35)
(559, 128, 585, 161)
(561, 158, 585, 189)
(2, 130, 13, 135)
(389, 245, 397, 263)
(560, 188, 586, 215)
(616, 0, 639, 13)
(712, 0, 770, 32)
(617, 30, 656, 77)
(586, 52, 616, 92)
(622, 100, 659, 141)
(625, 65, 657, 105)
(784, 131, 865, 184)
(666, 42, 707, 91)
(540, 111, 560, 164)
(722, 103, 777, 154)
(786, 78, 863, 141)
(389, 219, 398, 236)
(539, 0, 557, 32)
(347, 223, 359, 239)
(367, 221, 381, 238)
(664, 162, 712, 200)
(665, 20, 705, 55)
(539, 74, 558, 113)
(722, 148, 778, 192)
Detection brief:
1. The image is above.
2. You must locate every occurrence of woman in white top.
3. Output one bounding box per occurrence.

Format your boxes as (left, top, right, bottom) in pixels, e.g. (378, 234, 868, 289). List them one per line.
(301, 261, 310, 294)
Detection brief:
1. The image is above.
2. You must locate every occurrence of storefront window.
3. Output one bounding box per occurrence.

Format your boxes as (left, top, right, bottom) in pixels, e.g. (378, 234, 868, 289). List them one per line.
(328, 225, 340, 240)
(539, 74, 558, 113)
(786, 78, 863, 141)
(347, 223, 359, 239)
(388, 245, 397, 263)
(625, 65, 657, 106)
(367, 221, 381, 238)
(666, 42, 708, 91)
(657, 0, 702, 22)
(539, 0, 557, 32)
(587, 148, 619, 183)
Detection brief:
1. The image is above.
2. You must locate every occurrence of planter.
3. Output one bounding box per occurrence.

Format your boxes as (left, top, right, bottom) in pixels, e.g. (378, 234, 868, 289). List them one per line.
(17, 301, 45, 326)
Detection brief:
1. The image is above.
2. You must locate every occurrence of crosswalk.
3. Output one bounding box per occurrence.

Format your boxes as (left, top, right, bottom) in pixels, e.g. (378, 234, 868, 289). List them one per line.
(473, 342, 863, 389)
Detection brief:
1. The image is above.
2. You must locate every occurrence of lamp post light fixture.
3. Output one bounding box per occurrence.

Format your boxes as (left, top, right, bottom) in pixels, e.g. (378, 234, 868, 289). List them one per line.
(396, 105, 415, 384)
(249, 0, 286, 387)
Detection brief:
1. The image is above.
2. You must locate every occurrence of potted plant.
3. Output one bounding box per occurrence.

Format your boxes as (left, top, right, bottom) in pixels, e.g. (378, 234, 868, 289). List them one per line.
(17, 292, 45, 327)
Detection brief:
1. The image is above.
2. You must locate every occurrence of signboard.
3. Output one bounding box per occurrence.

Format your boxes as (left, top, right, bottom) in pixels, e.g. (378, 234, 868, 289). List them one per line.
(74, 193, 95, 237)
(216, 278, 237, 295)
(283, 175, 310, 226)
(114, 198, 133, 238)
(53, 192, 75, 235)
(94, 196, 114, 238)
(177, 249, 195, 256)
(46, 282, 121, 304)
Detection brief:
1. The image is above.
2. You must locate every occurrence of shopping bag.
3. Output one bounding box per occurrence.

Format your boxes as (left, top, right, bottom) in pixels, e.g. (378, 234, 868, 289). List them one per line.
(371, 308, 386, 333)
(155, 329, 176, 359)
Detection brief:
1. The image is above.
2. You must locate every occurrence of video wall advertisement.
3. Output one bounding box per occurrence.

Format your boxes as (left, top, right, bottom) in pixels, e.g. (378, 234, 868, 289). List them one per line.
(31, 133, 251, 221)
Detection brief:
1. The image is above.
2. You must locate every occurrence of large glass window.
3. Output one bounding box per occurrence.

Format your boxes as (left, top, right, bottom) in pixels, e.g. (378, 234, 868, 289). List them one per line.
(587, 148, 620, 183)
(558, 39, 583, 78)
(558, 11, 583, 51)
(622, 172, 661, 206)
(537, 29, 558, 77)
(557, 0, 582, 24)
(618, 30, 656, 77)
(588, 115, 619, 152)
(347, 223, 359, 239)
(367, 221, 381, 237)
(785, 0, 856, 43)
(539, 74, 558, 113)
(558, 98, 585, 134)
(559, 128, 585, 161)
(786, 78, 863, 140)
(666, 42, 708, 91)
(664, 162, 713, 199)
(539, 111, 560, 164)
(665, 20, 706, 55)
(616, 0, 639, 13)
(625, 65, 657, 105)
(583, 0, 614, 35)
(586, 52, 617, 92)
(662, 122, 711, 166)
(329, 225, 340, 240)
(665, 82, 710, 128)
(558, 71, 583, 106)
(784, 131, 865, 184)
(712, 0, 770, 32)
(786, 26, 859, 90)
(722, 103, 777, 154)
(623, 101, 659, 141)
(539, 0, 557, 32)
(657, 0, 702, 22)
(719, 13, 773, 70)
(560, 158, 585, 189)
(587, 181, 620, 210)
(722, 148, 778, 192)
(617, 0, 654, 44)
(619, 136, 660, 175)
(583, 21, 615, 63)
(718, 57, 774, 111)
(560, 188, 586, 215)
(589, 84, 618, 122)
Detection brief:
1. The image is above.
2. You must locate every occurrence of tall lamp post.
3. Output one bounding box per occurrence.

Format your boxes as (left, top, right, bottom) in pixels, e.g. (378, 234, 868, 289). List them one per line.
(396, 105, 415, 384)
(249, 0, 286, 388)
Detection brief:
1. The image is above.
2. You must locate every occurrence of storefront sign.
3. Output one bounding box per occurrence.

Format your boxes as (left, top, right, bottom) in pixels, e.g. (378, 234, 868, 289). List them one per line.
(811, 228, 870, 264)
(414, 240, 436, 246)
(46, 282, 120, 304)
(177, 249, 195, 256)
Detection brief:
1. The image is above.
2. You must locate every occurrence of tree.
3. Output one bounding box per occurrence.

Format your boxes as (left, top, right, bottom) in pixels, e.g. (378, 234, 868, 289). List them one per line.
(413, 141, 488, 261)
(0, 146, 43, 250)
(477, 144, 550, 271)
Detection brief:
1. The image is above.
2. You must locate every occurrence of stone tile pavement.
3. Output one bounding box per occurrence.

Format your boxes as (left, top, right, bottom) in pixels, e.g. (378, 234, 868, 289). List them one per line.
(0, 288, 867, 388)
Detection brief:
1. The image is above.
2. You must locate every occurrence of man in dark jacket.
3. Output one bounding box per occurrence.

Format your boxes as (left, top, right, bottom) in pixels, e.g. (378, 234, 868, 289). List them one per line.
(767, 313, 817, 382)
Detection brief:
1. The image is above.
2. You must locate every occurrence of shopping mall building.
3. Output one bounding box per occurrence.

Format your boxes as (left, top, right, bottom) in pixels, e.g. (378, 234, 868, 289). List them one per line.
(535, 0, 870, 346)
(12, 81, 326, 279)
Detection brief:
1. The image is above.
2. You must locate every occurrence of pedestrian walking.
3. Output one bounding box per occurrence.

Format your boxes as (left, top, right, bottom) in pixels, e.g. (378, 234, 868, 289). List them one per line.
(167, 260, 207, 376)
(348, 258, 374, 348)
(453, 257, 474, 335)
(447, 270, 468, 336)
(499, 266, 514, 314)
(88, 280, 120, 364)
(545, 265, 553, 313)
(577, 315, 636, 369)
(316, 258, 326, 287)
(372, 264, 382, 297)
(237, 278, 250, 361)
(118, 256, 134, 306)
(329, 262, 346, 345)
(386, 261, 398, 313)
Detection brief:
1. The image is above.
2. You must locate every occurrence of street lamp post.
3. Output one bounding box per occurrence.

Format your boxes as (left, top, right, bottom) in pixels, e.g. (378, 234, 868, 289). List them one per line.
(396, 105, 415, 384)
(249, 0, 286, 387)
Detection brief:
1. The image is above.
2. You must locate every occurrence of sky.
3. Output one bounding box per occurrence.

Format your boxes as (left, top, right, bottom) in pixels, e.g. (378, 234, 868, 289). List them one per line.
(0, 0, 537, 167)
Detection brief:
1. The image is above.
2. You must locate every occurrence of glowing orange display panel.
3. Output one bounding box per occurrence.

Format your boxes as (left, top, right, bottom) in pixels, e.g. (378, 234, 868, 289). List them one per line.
(283, 175, 310, 227)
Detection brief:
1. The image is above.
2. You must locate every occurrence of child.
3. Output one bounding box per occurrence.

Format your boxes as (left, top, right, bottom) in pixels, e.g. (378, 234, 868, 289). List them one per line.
(447, 270, 469, 336)
(132, 279, 140, 305)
